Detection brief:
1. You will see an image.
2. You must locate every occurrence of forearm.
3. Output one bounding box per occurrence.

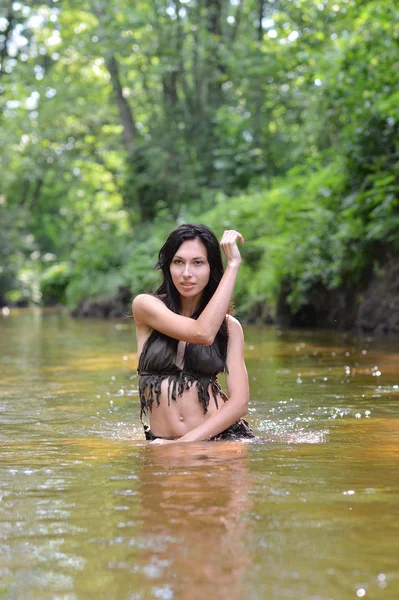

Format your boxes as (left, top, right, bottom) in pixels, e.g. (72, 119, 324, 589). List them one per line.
(177, 400, 247, 443)
(196, 263, 239, 343)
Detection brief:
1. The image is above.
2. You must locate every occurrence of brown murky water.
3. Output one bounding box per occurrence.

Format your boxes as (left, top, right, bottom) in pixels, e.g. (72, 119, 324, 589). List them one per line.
(0, 309, 398, 600)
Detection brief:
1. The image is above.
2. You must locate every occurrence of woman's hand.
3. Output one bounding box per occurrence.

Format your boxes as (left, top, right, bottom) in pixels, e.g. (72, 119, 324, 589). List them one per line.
(220, 230, 244, 268)
(150, 438, 178, 445)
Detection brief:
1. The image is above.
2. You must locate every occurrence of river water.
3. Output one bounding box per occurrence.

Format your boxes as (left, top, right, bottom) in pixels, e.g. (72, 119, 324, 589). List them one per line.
(0, 309, 398, 600)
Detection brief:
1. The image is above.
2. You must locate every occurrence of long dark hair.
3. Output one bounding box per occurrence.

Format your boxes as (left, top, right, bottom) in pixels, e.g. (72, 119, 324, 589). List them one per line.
(155, 224, 229, 351)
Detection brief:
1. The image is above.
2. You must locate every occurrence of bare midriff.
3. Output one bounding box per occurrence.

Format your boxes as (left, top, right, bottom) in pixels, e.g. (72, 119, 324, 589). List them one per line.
(147, 378, 223, 438)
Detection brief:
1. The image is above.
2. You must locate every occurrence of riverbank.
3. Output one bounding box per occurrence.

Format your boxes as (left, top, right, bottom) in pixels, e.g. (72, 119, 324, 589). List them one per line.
(3, 268, 398, 335)
(57, 258, 399, 335)
(276, 258, 399, 334)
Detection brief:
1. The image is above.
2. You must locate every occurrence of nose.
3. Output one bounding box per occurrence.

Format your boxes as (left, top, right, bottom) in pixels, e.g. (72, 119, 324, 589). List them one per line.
(183, 263, 192, 278)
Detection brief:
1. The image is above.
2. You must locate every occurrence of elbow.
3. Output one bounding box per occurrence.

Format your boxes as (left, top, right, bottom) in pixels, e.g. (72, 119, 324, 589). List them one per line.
(228, 398, 248, 419)
(239, 402, 249, 419)
(195, 329, 215, 346)
(238, 396, 249, 418)
(200, 335, 215, 346)
(227, 387, 249, 419)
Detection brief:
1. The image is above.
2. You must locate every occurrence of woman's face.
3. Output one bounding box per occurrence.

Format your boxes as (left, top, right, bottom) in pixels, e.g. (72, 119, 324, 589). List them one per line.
(170, 238, 211, 299)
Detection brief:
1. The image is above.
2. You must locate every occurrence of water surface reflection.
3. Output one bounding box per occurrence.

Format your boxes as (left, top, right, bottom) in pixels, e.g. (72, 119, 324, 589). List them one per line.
(1, 311, 398, 599)
(137, 442, 252, 599)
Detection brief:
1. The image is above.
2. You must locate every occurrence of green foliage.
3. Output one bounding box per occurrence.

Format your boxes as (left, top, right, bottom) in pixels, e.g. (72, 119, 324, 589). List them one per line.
(0, 204, 39, 304)
(197, 163, 348, 315)
(40, 262, 73, 305)
(65, 220, 129, 308)
(1, 0, 398, 317)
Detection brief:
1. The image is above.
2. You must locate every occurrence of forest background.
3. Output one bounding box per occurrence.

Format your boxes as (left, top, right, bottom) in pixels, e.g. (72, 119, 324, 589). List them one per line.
(1, 0, 398, 332)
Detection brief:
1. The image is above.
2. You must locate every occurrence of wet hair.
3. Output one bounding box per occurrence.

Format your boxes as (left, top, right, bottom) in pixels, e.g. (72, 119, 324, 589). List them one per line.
(154, 224, 229, 349)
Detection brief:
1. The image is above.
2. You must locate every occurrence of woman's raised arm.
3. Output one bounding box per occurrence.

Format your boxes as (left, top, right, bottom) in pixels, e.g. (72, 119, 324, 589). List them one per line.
(133, 230, 243, 345)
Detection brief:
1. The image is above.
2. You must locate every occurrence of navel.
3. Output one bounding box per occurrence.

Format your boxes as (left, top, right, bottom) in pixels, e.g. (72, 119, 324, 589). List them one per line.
(179, 415, 184, 422)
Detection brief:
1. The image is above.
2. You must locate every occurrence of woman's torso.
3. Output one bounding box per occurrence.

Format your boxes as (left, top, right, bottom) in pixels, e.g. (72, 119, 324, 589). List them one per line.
(136, 325, 228, 438)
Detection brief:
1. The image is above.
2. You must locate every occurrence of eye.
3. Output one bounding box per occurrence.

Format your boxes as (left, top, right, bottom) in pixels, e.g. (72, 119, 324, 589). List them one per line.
(173, 259, 183, 265)
(194, 260, 203, 266)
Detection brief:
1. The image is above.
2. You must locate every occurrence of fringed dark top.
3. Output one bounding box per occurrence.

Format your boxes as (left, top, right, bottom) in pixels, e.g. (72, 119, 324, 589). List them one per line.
(138, 328, 228, 421)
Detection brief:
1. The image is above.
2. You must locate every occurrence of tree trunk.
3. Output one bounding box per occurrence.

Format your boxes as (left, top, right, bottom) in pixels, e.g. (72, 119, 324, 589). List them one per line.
(257, 0, 264, 42)
(230, 0, 243, 44)
(205, 0, 225, 108)
(205, 0, 222, 36)
(20, 179, 31, 207)
(106, 55, 136, 152)
(30, 177, 45, 209)
(254, 1, 265, 146)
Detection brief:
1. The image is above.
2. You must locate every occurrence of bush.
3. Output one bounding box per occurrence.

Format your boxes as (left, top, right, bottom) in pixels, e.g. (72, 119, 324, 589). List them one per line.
(40, 262, 73, 305)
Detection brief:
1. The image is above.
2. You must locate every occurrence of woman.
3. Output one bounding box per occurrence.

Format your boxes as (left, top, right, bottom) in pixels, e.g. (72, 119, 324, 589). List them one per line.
(132, 224, 254, 444)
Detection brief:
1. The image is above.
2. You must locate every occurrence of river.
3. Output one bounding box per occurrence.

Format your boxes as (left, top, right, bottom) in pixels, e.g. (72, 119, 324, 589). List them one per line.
(0, 309, 398, 599)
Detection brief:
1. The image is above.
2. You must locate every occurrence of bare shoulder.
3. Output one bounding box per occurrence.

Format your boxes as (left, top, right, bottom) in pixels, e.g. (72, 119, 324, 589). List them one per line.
(132, 294, 160, 319)
(226, 314, 244, 339)
(132, 293, 156, 308)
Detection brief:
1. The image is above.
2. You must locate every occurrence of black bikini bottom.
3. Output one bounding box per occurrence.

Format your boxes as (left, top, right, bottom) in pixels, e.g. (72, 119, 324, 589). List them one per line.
(143, 418, 255, 442)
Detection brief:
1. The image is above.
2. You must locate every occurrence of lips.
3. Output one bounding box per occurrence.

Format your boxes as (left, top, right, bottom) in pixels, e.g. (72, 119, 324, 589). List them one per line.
(181, 283, 195, 289)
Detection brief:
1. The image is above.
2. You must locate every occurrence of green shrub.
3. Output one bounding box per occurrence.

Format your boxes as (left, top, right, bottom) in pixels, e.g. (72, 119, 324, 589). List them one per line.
(40, 262, 73, 305)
